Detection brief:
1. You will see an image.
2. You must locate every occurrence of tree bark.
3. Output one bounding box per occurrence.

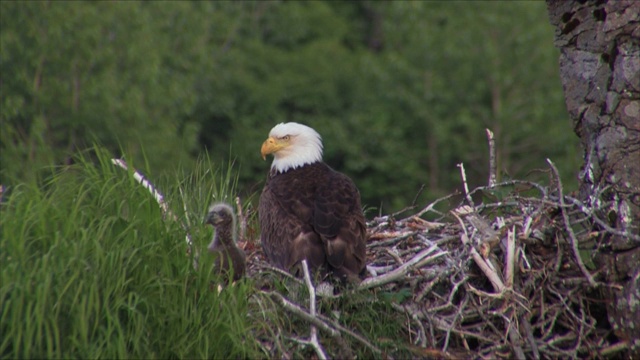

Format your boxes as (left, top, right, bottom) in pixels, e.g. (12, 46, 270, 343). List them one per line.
(546, 0, 639, 355)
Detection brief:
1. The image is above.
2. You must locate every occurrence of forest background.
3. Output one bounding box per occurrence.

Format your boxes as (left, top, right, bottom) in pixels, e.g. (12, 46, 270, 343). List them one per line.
(1, 1, 580, 213)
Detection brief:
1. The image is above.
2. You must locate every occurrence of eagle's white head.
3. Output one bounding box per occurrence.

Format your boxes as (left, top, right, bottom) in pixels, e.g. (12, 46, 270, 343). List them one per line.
(261, 122, 323, 173)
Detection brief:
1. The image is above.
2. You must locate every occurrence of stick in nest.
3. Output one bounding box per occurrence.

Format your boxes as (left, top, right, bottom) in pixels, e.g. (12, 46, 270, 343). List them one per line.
(235, 196, 248, 243)
(450, 209, 505, 293)
(546, 159, 597, 288)
(486, 128, 497, 188)
(457, 162, 474, 206)
(301, 260, 328, 360)
(359, 246, 447, 290)
(267, 291, 383, 356)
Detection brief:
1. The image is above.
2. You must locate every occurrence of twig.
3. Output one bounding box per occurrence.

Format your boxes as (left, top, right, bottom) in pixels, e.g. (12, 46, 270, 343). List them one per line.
(268, 291, 338, 336)
(111, 158, 197, 267)
(385, 248, 404, 265)
(268, 291, 383, 356)
(430, 316, 496, 344)
(451, 210, 505, 293)
(411, 184, 426, 208)
(112, 159, 171, 217)
(365, 264, 397, 277)
(359, 246, 446, 290)
(507, 324, 526, 360)
(505, 226, 516, 288)
(457, 163, 474, 206)
(235, 197, 247, 243)
(388, 184, 426, 219)
(427, 274, 468, 313)
(301, 260, 327, 360)
(598, 341, 629, 357)
(391, 303, 427, 347)
(416, 269, 449, 302)
(486, 129, 497, 187)
(442, 294, 469, 352)
(563, 195, 640, 242)
(412, 192, 459, 220)
(546, 159, 597, 288)
(468, 179, 548, 199)
(367, 232, 413, 244)
(521, 315, 540, 360)
(255, 263, 306, 286)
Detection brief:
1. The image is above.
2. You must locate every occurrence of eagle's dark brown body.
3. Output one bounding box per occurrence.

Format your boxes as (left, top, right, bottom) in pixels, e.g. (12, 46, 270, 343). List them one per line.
(259, 162, 367, 282)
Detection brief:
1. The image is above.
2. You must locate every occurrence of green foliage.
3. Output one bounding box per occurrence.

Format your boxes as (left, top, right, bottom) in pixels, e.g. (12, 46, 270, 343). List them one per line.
(0, 149, 261, 358)
(0, 1, 580, 213)
(0, 148, 420, 358)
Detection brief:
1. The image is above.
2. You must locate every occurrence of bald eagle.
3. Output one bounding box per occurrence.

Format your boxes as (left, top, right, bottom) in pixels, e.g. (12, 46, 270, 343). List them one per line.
(259, 122, 367, 283)
(205, 203, 246, 282)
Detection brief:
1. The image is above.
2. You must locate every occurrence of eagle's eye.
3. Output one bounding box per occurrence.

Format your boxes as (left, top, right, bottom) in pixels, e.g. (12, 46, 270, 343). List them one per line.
(281, 135, 291, 141)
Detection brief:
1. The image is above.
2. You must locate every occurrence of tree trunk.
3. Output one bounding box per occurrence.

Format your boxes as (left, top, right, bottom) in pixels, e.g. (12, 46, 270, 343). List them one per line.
(546, 0, 640, 355)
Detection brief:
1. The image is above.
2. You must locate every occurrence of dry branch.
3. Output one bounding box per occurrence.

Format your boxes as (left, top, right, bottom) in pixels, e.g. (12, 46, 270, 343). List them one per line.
(301, 260, 327, 360)
(547, 159, 597, 288)
(111, 158, 198, 268)
(359, 245, 446, 290)
(486, 128, 497, 187)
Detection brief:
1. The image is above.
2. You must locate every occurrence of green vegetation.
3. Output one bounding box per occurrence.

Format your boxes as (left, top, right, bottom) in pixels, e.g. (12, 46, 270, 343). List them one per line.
(0, 151, 256, 358)
(1, 1, 579, 213)
(1, 150, 415, 358)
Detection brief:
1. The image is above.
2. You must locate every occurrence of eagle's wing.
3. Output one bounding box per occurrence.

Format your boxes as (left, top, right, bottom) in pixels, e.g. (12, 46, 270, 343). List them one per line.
(313, 171, 367, 281)
(259, 180, 325, 274)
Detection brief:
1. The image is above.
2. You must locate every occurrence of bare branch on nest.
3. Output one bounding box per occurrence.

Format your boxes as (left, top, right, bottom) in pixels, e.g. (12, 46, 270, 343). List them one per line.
(486, 128, 497, 187)
(268, 291, 338, 337)
(451, 209, 505, 293)
(457, 162, 474, 206)
(235, 196, 247, 243)
(505, 226, 516, 288)
(301, 260, 327, 360)
(359, 246, 446, 290)
(412, 192, 459, 220)
(547, 159, 597, 288)
(563, 195, 640, 242)
(254, 263, 305, 287)
(267, 291, 383, 356)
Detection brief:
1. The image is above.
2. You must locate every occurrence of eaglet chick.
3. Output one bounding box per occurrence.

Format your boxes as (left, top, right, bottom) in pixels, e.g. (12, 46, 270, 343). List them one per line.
(205, 203, 246, 283)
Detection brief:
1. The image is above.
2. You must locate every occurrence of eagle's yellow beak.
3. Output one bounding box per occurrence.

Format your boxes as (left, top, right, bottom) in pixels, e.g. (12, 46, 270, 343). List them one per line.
(261, 136, 288, 160)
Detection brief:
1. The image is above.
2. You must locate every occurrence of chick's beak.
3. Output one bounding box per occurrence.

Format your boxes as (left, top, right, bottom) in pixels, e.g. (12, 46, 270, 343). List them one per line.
(204, 212, 216, 226)
(261, 136, 284, 160)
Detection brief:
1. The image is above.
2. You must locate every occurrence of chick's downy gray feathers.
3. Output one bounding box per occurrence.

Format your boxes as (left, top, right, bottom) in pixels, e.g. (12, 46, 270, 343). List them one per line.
(205, 203, 246, 282)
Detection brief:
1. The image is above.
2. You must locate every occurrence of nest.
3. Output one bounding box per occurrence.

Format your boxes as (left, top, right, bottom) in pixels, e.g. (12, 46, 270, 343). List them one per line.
(245, 175, 632, 359)
(111, 156, 635, 359)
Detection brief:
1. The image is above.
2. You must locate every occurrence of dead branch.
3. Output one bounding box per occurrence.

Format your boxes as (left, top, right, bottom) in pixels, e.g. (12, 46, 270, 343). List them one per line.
(457, 163, 474, 206)
(358, 246, 446, 290)
(486, 129, 497, 187)
(111, 158, 198, 268)
(547, 159, 597, 288)
(301, 260, 327, 360)
(235, 196, 248, 243)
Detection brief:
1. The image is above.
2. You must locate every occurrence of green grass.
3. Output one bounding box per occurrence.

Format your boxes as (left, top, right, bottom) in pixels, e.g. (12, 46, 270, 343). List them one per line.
(1, 147, 415, 359)
(0, 149, 261, 358)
